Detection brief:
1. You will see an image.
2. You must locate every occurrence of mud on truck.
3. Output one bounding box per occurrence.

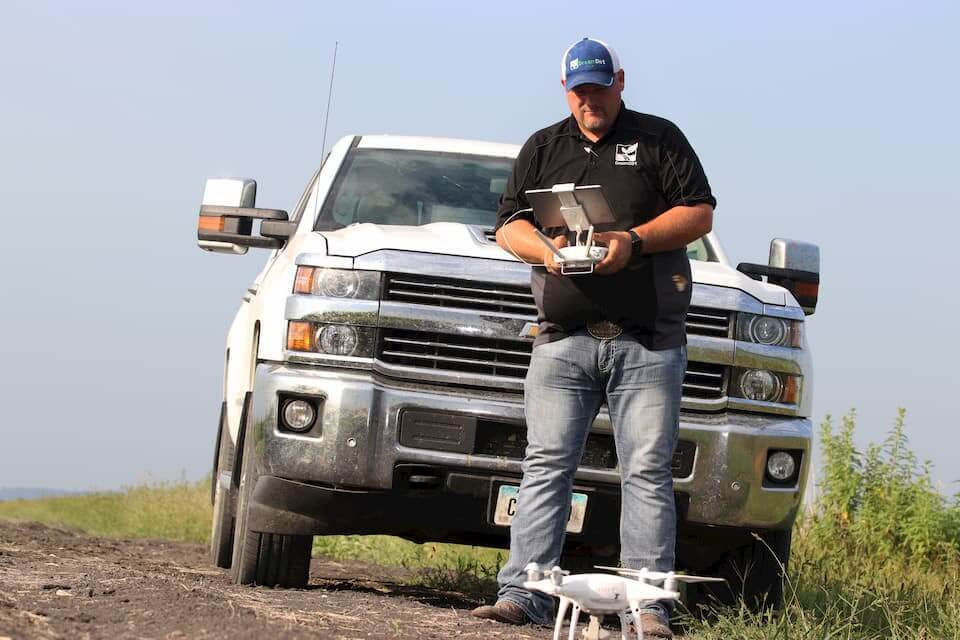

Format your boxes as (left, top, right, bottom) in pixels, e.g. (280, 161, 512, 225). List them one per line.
(197, 134, 820, 609)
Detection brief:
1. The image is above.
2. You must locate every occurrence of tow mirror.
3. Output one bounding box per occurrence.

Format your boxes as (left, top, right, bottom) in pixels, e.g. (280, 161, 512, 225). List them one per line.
(197, 178, 297, 254)
(737, 238, 820, 315)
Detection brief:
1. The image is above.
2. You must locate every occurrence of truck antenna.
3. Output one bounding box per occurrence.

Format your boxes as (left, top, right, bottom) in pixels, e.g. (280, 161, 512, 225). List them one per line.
(320, 41, 339, 158)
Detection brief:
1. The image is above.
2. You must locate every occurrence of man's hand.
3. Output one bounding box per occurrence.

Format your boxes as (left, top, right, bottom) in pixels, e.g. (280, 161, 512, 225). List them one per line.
(592, 231, 632, 275)
(544, 235, 569, 275)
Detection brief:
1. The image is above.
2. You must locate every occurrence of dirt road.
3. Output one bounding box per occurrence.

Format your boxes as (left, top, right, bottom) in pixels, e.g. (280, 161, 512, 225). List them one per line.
(0, 520, 564, 639)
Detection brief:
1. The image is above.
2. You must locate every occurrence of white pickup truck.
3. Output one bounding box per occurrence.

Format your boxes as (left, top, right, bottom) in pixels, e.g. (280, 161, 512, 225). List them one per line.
(198, 134, 820, 609)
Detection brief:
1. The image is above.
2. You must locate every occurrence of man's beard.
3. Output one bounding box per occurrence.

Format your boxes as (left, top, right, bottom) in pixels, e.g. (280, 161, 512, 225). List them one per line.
(582, 112, 608, 132)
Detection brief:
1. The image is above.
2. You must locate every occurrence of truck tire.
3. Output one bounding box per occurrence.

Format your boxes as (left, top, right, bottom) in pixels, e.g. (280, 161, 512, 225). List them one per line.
(209, 403, 235, 569)
(235, 529, 313, 588)
(685, 529, 791, 613)
(230, 401, 312, 588)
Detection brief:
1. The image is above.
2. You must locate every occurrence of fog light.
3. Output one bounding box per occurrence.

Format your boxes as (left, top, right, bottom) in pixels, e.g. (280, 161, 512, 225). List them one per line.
(766, 451, 797, 482)
(739, 369, 782, 402)
(318, 325, 358, 356)
(282, 399, 315, 432)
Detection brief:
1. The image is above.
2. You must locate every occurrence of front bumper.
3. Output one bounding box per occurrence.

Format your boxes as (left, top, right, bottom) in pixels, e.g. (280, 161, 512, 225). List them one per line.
(245, 362, 811, 541)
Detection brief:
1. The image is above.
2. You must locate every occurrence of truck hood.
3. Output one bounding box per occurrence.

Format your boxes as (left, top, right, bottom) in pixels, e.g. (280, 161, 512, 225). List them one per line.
(309, 224, 788, 306)
(318, 222, 507, 261)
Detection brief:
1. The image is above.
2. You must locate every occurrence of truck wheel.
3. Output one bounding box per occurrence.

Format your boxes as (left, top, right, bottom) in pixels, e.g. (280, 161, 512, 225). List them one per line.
(235, 529, 313, 588)
(209, 403, 235, 569)
(685, 529, 791, 613)
(230, 403, 312, 588)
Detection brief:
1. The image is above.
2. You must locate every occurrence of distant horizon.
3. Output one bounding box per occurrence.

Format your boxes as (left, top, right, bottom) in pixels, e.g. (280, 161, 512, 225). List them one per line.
(0, 487, 86, 501)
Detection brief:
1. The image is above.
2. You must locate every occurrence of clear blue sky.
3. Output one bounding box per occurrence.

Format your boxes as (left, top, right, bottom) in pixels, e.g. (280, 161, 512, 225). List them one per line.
(1, 0, 957, 492)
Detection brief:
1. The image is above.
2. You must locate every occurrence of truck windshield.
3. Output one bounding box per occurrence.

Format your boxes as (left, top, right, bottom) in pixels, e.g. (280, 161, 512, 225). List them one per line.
(314, 147, 715, 262)
(315, 149, 512, 230)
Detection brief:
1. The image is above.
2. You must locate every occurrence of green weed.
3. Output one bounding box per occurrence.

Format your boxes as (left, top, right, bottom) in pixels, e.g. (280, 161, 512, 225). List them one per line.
(680, 409, 960, 639)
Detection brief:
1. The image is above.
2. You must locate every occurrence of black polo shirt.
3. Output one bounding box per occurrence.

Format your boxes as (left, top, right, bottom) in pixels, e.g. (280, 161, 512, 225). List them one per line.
(496, 103, 717, 349)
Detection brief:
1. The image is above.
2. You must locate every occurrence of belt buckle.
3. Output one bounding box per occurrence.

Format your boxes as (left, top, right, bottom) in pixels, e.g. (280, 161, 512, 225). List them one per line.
(586, 320, 622, 340)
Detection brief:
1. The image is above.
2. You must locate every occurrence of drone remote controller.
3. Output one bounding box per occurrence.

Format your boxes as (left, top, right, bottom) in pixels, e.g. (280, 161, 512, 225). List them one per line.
(557, 244, 608, 274)
(534, 229, 608, 275)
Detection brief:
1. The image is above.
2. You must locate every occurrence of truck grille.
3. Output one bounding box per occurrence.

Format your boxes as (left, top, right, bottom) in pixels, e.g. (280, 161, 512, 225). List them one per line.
(385, 273, 537, 315)
(383, 273, 731, 338)
(378, 328, 726, 399)
(685, 308, 731, 338)
(380, 329, 531, 378)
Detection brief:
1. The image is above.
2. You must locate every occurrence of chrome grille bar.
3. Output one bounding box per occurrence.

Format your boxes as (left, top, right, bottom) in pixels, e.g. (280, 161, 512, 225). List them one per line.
(390, 278, 533, 301)
(384, 336, 530, 358)
(385, 274, 537, 315)
(686, 309, 731, 337)
(380, 350, 530, 371)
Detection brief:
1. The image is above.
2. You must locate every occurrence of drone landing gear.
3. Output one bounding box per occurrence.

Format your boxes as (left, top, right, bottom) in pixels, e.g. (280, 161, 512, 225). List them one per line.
(582, 615, 611, 640)
(554, 598, 645, 640)
(573, 613, 643, 640)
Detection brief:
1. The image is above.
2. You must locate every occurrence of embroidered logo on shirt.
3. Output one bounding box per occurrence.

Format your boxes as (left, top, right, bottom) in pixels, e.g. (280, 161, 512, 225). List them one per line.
(615, 142, 638, 166)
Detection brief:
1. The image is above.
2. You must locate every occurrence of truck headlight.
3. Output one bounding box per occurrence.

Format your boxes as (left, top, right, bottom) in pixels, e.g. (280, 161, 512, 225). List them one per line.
(294, 267, 381, 299)
(286, 321, 375, 358)
(736, 313, 802, 348)
(731, 368, 801, 405)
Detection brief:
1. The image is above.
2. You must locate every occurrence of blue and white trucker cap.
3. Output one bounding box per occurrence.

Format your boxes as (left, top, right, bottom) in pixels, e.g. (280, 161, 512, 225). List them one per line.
(561, 37, 621, 90)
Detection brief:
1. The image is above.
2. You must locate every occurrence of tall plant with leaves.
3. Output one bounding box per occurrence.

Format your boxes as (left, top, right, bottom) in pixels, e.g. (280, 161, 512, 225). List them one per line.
(813, 410, 862, 543)
(813, 408, 960, 564)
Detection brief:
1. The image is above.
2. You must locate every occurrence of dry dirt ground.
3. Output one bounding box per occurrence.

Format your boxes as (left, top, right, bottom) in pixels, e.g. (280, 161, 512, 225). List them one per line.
(0, 521, 578, 640)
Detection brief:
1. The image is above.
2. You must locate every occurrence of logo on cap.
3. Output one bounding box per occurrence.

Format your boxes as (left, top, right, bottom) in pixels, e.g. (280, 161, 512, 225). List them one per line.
(561, 38, 621, 90)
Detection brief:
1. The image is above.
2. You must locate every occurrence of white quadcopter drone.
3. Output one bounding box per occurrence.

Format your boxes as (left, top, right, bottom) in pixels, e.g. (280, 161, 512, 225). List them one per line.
(523, 563, 724, 640)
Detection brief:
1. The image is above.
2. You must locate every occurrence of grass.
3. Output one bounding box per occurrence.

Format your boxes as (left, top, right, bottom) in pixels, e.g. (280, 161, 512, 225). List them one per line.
(310, 534, 504, 595)
(2, 409, 958, 638)
(0, 476, 210, 544)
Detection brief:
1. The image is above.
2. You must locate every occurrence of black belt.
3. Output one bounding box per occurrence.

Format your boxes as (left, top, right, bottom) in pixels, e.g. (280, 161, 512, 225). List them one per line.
(586, 320, 623, 339)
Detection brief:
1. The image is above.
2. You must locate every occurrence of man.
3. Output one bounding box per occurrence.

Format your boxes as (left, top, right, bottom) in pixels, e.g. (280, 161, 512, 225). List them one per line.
(470, 38, 716, 639)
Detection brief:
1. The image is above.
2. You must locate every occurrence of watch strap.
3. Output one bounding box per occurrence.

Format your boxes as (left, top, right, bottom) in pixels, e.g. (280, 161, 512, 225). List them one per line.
(627, 229, 643, 261)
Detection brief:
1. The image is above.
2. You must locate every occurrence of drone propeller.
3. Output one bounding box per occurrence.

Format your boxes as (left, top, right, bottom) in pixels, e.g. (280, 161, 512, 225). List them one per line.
(595, 566, 726, 584)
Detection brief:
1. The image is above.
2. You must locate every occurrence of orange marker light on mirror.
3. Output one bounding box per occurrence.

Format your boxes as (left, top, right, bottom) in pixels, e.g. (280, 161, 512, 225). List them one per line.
(794, 281, 819, 299)
(198, 215, 224, 232)
(287, 321, 314, 351)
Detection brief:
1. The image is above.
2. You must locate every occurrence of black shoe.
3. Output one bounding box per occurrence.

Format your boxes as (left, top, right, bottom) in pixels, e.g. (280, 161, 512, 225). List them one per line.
(470, 599, 531, 625)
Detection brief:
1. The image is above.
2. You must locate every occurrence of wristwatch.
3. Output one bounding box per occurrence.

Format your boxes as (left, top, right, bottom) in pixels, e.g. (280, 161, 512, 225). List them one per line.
(627, 229, 644, 262)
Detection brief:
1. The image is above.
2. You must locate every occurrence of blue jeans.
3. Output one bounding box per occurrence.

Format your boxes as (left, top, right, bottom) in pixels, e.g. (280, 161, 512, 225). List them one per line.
(496, 330, 686, 625)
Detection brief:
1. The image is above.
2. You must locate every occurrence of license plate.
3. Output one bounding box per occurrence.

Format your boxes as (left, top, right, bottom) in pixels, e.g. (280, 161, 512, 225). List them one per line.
(492, 484, 587, 534)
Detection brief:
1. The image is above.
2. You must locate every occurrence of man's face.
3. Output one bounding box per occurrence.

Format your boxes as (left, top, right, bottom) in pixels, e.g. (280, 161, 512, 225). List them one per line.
(564, 70, 625, 136)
